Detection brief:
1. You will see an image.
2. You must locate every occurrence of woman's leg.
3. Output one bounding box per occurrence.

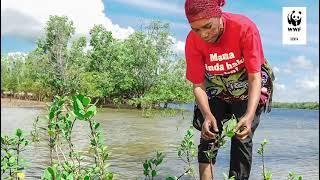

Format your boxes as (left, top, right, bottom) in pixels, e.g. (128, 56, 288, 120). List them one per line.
(199, 163, 214, 180)
(228, 101, 262, 179)
(197, 97, 229, 179)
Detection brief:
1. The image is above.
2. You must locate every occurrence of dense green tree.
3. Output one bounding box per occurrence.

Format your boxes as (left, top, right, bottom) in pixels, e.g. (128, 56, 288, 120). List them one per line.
(40, 15, 75, 96)
(1, 17, 195, 108)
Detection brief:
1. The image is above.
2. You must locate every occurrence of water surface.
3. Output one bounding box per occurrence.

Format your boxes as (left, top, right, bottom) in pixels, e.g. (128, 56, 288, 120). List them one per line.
(1, 107, 319, 179)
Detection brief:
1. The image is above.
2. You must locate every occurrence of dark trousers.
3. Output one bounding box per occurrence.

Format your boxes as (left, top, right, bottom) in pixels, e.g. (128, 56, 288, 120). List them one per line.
(197, 98, 262, 180)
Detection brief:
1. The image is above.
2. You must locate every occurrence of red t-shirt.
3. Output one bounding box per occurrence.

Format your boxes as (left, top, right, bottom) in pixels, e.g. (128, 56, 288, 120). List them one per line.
(185, 12, 265, 84)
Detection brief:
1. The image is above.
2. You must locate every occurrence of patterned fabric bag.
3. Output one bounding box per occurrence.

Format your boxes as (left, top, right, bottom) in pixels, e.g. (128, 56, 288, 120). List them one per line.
(192, 59, 275, 131)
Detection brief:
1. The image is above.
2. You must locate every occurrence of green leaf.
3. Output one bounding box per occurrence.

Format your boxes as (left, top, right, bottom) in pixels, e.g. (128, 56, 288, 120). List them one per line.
(143, 169, 149, 176)
(72, 97, 85, 120)
(178, 150, 182, 157)
(77, 94, 85, 102)
(9, 156, 16, 164)
(94, 123, 100, 130)
(223, 117, 237, 138)
(88, 105, 97, 115)
(151, 170, 157, 177)
(72, 96, 78, 108)
(84, 112, 93, 119)
(84, 105, 97, 119)
(74, 111, 85, 120)
(143, 161, 149, 170)
(48, 129, 55, 136)
(262, 139, 268, 146)
(104, 153, 109, 160)
(148, 160, 152, 168)
(16, 128, 22, 137)
(84, 175, 90, 180)
(66, 173, 74, 180)
(82, 97, 91, 106)
(75, 98, 84, 110)
(43, 169, 53, 179)
(105, 173, 113, 180)
(56, 174, 63, 180)
(156, 158, 163, 166)
(257, 149, 262, 155)
(49, 110, 55, 120)
(72, 95, 84, 116)
(47, 166, 55, 177)
(166, 176, 178, 180)
(187, 129, 193, 136)
(94, 166, 100, 173)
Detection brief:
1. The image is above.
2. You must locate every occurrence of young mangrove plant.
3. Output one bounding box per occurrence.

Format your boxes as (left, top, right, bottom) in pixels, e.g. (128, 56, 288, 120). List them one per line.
(71, 94, 113, 179)
(1, 128, 29, 179)
(41, 95, 69, 166)
(30, 116, 41, 143)
(38, 94, 114, 179)
(204, 114, 238, 180)
(287, 171, 302, 180)
(175, 127, 198, 180)
(166, 127, 198, 180)
(142, 127, 198, 180)
(257, 139, 303, 180)
(257, 139, 272, 180)
(143, 151, 165, 180)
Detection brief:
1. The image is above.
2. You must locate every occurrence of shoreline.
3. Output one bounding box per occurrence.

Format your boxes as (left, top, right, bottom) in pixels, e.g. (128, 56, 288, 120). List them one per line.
(1, 98, 318, 110)
(1, 98, 47, 108)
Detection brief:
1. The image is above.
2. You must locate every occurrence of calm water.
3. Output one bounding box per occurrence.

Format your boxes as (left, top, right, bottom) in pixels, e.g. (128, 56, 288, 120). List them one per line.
(1, 106, 319, 180)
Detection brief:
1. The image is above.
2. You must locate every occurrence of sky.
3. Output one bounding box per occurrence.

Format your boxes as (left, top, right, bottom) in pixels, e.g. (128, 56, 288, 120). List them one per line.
(1, 0, 319, 102)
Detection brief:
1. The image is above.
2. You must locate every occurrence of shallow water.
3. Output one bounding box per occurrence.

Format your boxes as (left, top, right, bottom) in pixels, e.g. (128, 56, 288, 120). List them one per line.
(1, 107, 319, 179)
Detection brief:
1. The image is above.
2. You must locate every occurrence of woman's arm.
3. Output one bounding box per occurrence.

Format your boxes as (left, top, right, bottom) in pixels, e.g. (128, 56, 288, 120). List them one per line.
(246, 72, 262, 118)
(235, 72, 261, 139)
(193, 82, 219, 140)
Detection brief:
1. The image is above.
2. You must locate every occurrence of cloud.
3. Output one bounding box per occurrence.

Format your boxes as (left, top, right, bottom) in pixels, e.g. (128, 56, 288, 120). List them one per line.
(175, 41, 185, 55)
(283, 68, 292, 74)
(275, 55, 314, 76)
(273, 66, 280, 73)
(169, 36, 185, 56)
(298, 81, 319, 92)
(272, 55, 318, 102)
(273, 65, 319, 102)
(296, 77, 319, 92)
(1, 9, 42, 40)
(1, 0, 185, 55)
(111, 0, 184, 15)
(289, 55, 313, 69)
(274, 82, 286, 91)
(273, 83, 319, 102)
(1, 0, 134, 41)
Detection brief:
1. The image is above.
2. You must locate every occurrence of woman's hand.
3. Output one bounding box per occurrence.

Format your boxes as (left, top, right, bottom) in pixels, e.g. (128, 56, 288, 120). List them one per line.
(201, 114, 219, 140)
(235, 114, 254, 140)
(234, 72, 261, 140)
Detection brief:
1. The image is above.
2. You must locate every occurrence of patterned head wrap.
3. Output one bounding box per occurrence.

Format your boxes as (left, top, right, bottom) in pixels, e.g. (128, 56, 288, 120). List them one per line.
(185, 0, 225, 23)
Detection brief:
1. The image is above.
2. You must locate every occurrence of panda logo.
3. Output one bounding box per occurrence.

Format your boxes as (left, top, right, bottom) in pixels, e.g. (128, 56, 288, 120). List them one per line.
(287, 10, 302, 26)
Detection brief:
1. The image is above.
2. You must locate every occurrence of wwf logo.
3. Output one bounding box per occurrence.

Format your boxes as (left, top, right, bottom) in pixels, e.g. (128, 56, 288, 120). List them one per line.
(287, 10, 302, 26)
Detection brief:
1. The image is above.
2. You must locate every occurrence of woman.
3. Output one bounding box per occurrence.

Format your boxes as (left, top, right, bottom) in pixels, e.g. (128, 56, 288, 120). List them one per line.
(184, 0, 274, 179)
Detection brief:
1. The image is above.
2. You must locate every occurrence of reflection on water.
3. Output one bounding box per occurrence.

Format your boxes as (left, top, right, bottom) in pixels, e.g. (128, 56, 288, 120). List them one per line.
(1, 107, 319, 179)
